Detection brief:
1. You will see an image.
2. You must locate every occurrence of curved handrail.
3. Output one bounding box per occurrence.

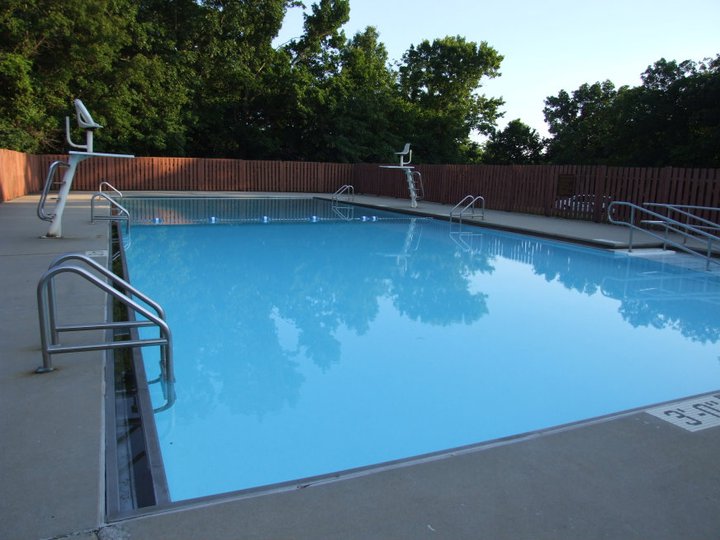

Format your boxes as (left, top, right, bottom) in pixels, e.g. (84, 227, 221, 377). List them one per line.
(36, 264, 174, 393)
(51, 254, 175, 413)
(91, 192, 130, 234)
(332, 184, 355, 201)
(450, 195, 485, 223)
(48, 253, 165, 319)
(450, 195, 474, 216)
(37, 160, 70, 222)
(99, 180, 123, 198)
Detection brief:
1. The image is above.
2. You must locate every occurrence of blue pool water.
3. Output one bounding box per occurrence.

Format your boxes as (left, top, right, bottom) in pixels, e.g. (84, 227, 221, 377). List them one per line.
(123, 198, 720, 502)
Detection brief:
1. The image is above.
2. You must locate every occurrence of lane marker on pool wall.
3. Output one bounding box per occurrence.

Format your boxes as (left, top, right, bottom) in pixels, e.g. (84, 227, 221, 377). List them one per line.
(645, 393, 720, 431)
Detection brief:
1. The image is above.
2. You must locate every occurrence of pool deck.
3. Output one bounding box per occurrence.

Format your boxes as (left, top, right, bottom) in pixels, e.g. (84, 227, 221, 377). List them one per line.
(2, 192, 719, 540)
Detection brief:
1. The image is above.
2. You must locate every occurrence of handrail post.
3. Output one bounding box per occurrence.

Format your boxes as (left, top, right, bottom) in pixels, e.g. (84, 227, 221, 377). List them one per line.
(34, 261, 174, 403)
(36, 278, 54, 373)
(47, 278, 59, 345)
(707, 240, 713, 271)
(608, 200, 719, 268)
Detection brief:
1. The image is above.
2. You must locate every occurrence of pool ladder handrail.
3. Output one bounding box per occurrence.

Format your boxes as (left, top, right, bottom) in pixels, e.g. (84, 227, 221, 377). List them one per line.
(449, 230, 485, 254)
(99, 180, 123, 198)
(332, 184, 355, 201)
(37, 160, 71, 222)
(607, 201, 720, 270)
(36, 254, 175, 408)
(642, 203, 720, 242)
(450, 195, 485, 223)
(90, 190, 130, 234)
(410, 171, 424, 201)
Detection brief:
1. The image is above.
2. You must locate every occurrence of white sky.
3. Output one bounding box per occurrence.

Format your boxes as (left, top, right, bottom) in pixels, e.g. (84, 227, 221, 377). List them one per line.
(276, 0, 720, 137)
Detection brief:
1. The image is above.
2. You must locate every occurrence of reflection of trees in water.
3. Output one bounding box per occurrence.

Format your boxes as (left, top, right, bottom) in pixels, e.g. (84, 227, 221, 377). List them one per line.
(602, 272, 720, 344)
(476, 229, 720, 344)
(129, 220, 720, 419)
(127, 219, 494, 417)
(390, 224, 492, 325)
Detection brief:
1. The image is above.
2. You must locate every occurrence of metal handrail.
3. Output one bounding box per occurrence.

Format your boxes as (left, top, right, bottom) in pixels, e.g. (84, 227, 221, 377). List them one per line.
(411, 171, 424, 200)
(643, 203, 720, 238)
(48, 253, 165, 319)
(332, 184, 355, 201)
(99, 180, 123, 198)
(331, 204, 354, 221)
(607, 201, 719, 270)
(450, 195, 485, 223)
(448, 230, 485, 253)
(91, 191, 130, 234)
(36, 256, 174, 407)
(37, 160, 70, 222)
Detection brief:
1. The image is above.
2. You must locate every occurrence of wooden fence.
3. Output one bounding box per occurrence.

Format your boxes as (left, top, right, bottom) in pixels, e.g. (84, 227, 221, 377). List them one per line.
(1, 149, 719, 222)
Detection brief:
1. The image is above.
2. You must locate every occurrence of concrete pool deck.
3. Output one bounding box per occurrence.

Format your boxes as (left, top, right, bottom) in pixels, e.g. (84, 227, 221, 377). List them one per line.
(1, 192, 719, 539)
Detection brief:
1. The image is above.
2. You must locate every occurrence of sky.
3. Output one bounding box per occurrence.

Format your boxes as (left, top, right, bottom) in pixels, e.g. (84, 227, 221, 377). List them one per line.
(275, 0, 720, 138)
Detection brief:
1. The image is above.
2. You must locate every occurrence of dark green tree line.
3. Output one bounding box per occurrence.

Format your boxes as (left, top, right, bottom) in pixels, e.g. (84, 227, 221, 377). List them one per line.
(482, 119, 544, 164)
(543, 56, 720, 167)
(4, 1, 715, 166)
(0, 0, 504, 162)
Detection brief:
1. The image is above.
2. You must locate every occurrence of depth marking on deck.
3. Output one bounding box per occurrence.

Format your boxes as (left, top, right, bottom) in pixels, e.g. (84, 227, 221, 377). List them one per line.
(645, 393, 720, 431)
(85, 250, 108, 258)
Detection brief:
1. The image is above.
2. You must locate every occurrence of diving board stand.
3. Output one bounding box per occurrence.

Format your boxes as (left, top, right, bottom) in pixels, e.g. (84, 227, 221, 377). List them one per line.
(379, 143, 424, 208)
(38, 99, 133, 238)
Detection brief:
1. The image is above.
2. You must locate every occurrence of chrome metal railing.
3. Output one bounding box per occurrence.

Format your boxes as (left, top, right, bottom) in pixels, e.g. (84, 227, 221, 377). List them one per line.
(99, 180, 123, 198)
(643, 203, 720, 243)
(332, 184, 355, 201)
(36, 254, 174, 408)
(607, 201, 719, 270)
(450, 195, 485, 223)
(411, 171, 424, 201)
(37, 160, 70, 222)
(90, 191, 130, 234)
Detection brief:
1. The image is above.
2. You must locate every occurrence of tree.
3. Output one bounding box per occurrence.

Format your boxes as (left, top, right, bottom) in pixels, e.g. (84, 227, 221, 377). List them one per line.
(0, 0, 138, 152)
(0, 0, 198, 155)
(313, 26, 402, 162)
(0, 0, 509, 162)
(543, 81, 618, 164)
(185, 0, 297, 158)
(279, 0, 352, 160)
(608, 56, 720, 166)
(543, 55, 720, 167)
(397, 36, 504, 163)
(0, 52, 48, 152)
(483, 119, 545, 164)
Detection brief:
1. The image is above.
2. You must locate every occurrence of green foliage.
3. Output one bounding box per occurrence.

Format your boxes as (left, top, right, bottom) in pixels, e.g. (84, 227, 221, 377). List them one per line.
(0, 52, 49, 152)
(483, 119, 545, 164)
(398, 36, 504, 163)
(543, 80, 618, 164)
(544, 56, 720, 166)
(1, 0, 504, 162)
(1, 0, 138, 151)
(3, 1, 717, 166)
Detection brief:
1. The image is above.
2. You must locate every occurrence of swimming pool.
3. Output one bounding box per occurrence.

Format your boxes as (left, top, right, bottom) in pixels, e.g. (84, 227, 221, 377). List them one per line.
(122, 197, 720, 502)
